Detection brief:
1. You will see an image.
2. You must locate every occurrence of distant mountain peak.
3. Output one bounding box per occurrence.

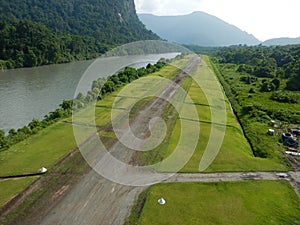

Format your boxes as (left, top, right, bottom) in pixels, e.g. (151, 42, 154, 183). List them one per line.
(138, 12, 260, 46)
(262, 37, 300, 46)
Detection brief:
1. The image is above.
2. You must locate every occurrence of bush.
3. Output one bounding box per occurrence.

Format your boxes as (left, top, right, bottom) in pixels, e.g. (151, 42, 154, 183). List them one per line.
(271, 91, 300, 103)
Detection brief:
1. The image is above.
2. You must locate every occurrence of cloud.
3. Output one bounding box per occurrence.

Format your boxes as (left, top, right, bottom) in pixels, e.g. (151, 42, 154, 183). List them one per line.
(135, 0, 205, 15)
(135, 0, 300, 40)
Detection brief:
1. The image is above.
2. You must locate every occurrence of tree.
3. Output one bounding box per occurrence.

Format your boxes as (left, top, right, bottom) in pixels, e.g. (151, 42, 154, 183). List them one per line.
(260, 80, 276, 92)
(60, 100, 73, 111)
(102, 81, 115, 94)
(28, 119, 41, 130)
(271, 78, 280, 90)
(76, 92, 85, 101)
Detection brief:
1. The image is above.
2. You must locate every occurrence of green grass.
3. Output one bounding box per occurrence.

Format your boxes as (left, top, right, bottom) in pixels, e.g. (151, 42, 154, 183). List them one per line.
(0, 123, 77, 176)
(137, 181, 300, 225)
(213, 59, 299, 161)
(0, 178, 36, 206)
(0, 63, 186, 211)
(158, 56, 287, 172)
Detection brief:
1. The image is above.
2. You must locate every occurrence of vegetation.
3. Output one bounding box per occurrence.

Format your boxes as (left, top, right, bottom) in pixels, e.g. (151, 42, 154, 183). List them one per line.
(0, 0, 159, 69)
(0, 59, 171, 224)
(0, 123, 77, 176)
(0, 178, 36, 206)
(0, 20, 105, 68)
(1, 150, 90, 225)
(211, 45, 300, 158)
(132, 181, 300, 225)
(215, 45, 300, 92)
(0, 61, 166, 152)
(131, 56, 286, 172)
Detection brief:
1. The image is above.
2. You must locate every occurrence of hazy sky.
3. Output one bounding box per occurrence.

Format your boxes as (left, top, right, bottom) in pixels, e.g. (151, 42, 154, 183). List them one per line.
(134, 0, 300, 41)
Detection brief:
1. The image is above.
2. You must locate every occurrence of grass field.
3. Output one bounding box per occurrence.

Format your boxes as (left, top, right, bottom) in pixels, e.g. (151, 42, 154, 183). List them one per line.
(0, 123, 77, 176)
(135, 181, 300, 225)
(157, 56, 288, 172)
(0, 178, 37, 206)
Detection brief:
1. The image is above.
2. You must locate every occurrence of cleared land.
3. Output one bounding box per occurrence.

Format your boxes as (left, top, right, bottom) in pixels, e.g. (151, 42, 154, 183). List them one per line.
(0, 56, 200, 225)
(136, 181, 300, 225)
(38, 56, 201, 225)
(144, 56, 288, 172)
(1, 55, 298, 225)
(181, 57, 288, 172)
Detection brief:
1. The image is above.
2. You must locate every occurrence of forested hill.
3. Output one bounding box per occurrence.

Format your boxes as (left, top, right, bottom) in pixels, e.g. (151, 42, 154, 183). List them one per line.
(0, 0, 160, 69)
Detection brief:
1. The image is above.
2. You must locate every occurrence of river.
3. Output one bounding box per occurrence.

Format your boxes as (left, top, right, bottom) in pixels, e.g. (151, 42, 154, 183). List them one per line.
(0, 53, 179, 132)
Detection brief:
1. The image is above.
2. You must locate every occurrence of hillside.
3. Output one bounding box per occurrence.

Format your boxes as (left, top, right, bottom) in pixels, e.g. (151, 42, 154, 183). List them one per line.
(0, 0, 159, 68)
(138, 12, 260, 47)
(263, 37, 300, 46)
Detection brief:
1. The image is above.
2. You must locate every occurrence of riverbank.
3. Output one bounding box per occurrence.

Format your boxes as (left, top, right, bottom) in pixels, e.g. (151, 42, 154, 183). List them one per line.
(0, 53, 179, 133)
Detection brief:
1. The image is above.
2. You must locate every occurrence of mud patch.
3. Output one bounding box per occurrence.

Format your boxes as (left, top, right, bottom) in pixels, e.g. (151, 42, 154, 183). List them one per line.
(51, 185, 70, 201)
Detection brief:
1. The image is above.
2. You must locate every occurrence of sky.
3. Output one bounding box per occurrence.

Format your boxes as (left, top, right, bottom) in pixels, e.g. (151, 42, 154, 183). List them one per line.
(134, 0, 300, 41)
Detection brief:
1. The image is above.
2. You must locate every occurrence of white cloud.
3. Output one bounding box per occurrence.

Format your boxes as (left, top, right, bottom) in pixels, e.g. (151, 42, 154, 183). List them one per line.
(134, 0, 300, 41)
(135, 0, 205, 15)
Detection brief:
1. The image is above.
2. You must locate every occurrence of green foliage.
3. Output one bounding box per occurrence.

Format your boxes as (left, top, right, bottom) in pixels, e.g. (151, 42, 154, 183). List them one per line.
(260, 79, 276, 92)
(215, 45, 300, 89)
(0, 0, 160, 69)
(0, 20, 102, 68)
(136, 182, 300, 225)
(271, 91, 300, 103)
(212, 47, 300, 159)
(286, 75, 300, 91)
(0, 61, 167, 151)
(237, 64, 253, 74)
(240, 75, 257, 84)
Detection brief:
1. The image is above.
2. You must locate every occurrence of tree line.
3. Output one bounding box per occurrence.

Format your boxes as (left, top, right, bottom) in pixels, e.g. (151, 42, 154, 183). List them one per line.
(0, 20, 109, 69)
(214, 45, 300, 91)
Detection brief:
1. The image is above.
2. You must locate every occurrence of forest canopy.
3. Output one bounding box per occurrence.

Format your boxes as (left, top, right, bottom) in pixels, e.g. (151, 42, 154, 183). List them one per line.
(0, 0, 160, 68)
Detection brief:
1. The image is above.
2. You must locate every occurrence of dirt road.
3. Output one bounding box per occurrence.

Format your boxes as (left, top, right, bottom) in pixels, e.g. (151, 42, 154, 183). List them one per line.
(165, 171, 300, 197)
(40, 170, 300, 225)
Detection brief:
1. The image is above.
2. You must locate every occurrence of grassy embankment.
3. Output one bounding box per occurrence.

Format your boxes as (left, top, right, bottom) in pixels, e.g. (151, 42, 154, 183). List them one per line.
(132, 181, 300, 225)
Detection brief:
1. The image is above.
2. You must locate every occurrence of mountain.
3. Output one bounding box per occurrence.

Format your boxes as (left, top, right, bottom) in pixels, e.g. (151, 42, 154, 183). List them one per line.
(0, 0, 159, 68)
(138, 12, 260, 47)
(262, 37, 300, 46)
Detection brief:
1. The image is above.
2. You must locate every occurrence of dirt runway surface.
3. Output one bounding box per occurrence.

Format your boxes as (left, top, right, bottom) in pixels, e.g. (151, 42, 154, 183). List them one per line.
(40, 57, 201, 225)
(38, 56, 300, 225)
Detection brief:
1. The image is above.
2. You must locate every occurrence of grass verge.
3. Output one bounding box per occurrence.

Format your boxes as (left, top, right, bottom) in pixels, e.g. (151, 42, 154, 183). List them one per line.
(155, 55, 287, 172)
(0, 178, 37, 207)
(135, 181, 300, 225)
